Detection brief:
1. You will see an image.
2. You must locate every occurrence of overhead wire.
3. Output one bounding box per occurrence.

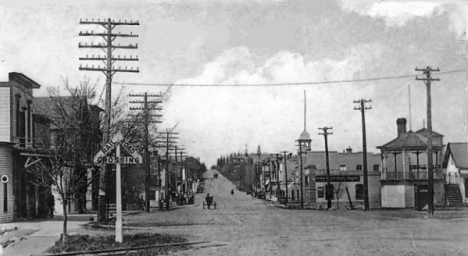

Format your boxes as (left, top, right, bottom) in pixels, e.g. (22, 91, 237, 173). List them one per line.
(113, 69, 465, 87)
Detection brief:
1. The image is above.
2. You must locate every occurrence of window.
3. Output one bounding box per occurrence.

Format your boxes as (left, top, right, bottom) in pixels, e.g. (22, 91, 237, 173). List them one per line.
(373, 164, 380, 171)
(355, 184, 364, 200)
(15, 94, 20, 137)
(356, 165, 363, 171)
(149, 191, 156, 201)
(305, 175, 309, 186)
(318, 187, 324, 198)
(339, 165, 347, 171)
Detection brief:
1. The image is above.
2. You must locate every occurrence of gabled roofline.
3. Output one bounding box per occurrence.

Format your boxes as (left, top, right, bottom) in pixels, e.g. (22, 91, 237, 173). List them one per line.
(9, 72, 41, 89)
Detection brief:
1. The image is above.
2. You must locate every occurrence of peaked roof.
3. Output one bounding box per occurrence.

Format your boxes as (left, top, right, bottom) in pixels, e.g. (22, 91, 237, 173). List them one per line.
(443, 143, 468, 170)
(378, 129, 444, 151)
(415, 128, 443, 137)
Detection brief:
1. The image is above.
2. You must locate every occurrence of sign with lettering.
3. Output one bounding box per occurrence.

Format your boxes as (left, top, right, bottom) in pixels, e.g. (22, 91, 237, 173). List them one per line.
(93, 131, 143, 164)
(96, 156, 141, 165)
(93, 141, 117, 163)
(315, 175, 360, 182)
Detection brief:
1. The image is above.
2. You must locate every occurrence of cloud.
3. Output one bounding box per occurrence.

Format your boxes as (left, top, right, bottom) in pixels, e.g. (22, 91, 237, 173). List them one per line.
(339, 0, 444, 27)
(163, 44, 382, 165)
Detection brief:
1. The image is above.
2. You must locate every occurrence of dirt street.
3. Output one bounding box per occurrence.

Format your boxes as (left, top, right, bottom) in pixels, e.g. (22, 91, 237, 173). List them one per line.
(121, 168, 468, 256)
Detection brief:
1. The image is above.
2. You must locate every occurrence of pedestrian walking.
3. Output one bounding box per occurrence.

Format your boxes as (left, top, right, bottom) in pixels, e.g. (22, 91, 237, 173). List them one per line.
(206, 193, 213, 209)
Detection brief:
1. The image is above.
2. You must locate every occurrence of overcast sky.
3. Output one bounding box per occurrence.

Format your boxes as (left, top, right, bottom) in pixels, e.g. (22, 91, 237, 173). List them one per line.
(0, 0, 467, 166)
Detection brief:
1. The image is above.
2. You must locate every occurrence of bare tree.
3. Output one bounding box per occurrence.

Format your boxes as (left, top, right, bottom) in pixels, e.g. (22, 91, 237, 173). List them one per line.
(332, 182, 344, 209)
(28, 79, 101, 245)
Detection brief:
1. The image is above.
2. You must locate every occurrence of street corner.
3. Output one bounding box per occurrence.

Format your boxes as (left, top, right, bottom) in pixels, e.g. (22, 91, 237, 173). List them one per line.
(0, 224, 39, 251)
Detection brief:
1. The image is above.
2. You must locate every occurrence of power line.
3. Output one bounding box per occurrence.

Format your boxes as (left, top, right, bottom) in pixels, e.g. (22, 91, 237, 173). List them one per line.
(112, 69, 463, 87)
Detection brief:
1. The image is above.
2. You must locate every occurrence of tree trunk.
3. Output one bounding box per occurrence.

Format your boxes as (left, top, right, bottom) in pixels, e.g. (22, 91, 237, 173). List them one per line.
(62, 198, 68, 247)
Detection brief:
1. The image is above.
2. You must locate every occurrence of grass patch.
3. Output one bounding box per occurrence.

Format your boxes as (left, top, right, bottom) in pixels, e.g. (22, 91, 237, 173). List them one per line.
(47, 233, 189, 255)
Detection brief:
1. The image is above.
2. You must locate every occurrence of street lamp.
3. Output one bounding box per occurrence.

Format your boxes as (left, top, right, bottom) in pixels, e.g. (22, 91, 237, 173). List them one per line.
(297, 130, 311, 209)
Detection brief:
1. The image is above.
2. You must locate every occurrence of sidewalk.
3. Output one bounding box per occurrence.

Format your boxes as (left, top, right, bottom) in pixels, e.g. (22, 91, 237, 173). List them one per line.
(1, 220, 85, 256)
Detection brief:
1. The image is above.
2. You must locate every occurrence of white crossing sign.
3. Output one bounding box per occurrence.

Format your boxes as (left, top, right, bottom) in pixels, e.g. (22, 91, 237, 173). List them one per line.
(93, 132, 142, 165)
(93, 141, 117, 164)
(95, 156, 141, 165)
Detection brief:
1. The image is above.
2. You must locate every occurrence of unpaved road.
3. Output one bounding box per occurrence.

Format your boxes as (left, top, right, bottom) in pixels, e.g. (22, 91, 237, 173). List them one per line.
(129, 169, 468, 256)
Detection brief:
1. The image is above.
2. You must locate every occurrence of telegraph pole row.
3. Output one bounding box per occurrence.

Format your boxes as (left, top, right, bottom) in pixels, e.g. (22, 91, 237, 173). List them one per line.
(157, 130, 179, 209)
(318, 127, 333, 210)
(354, 99, 372, 211)
(281, 151, 289, 205)
(415, 66, 440, 216)
(129, 92, 163, 212)
(79, 18, 139, 223)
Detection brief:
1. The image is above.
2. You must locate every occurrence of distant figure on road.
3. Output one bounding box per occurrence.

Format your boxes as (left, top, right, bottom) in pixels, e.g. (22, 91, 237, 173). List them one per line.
(231, 189, 234, 195)
(206, 193, 213, 209)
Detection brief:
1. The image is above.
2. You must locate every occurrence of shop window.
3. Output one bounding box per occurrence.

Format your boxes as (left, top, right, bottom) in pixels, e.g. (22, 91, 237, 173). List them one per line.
(339, 165, 347, 171)
(355, 184, 364, 200)
(373, 164, 380, 171)
(356, 165, 362, 171)
(318, 187, 324, 198)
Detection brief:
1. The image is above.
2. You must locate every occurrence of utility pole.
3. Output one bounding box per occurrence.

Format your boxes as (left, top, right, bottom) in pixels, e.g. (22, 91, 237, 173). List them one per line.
(354, 99, 372, 211)
(319, 127, 333, 210)
(281, 151, 289, 205)
(416, 66, 440, 216)
(156, 130, 179, 209)
(79, 18, 139, 223)
(275, 154, 281, 202)
(298, 145, 304, 209)
(129, 93, 162, 212)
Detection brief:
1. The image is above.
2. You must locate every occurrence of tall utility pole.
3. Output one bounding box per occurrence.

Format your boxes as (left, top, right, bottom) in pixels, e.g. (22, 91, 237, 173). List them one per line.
(354, 99, 372, 211)
(129, 92, 162, 212)
(416, 66, 440, 216)
(79, 18, 139, 223)
(168, 146, 186, 195)
(275, 154, 281, 201)
(319, 127, 333, 210)
(281, 151, 289, 205)
(156, 130, 179, 209)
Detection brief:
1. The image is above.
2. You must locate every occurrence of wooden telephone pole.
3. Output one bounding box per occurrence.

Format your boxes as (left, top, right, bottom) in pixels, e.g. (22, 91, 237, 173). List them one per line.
(79, 18, 139, 223)
(319, 127, 333, 209)
(156, 130, 179, 209)
(354, 99, 372, 211)
(129, 93, 162, 212)
(415, 66, 440, 216)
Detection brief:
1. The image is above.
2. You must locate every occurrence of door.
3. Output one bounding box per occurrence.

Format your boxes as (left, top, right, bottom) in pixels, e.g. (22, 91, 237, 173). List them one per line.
(415, 185, 429, 211)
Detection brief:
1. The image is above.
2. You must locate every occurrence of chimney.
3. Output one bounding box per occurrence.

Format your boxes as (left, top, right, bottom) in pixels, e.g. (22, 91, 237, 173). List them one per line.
(346, 146, 352, 153)
(397, 118, 407, 136)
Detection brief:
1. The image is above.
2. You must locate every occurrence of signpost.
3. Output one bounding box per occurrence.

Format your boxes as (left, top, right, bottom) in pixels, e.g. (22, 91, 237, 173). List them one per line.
(93, 131, 142, 243)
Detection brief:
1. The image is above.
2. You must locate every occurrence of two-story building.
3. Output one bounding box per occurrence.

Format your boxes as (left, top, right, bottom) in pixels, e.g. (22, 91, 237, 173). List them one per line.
(0, 73, 52, 222)
(377, 118, 445, 210)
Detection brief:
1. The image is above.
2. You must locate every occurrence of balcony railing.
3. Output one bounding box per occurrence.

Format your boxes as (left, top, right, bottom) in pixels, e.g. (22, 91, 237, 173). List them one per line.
(13, 137, 49, 149)
(381, 171, 443, 181)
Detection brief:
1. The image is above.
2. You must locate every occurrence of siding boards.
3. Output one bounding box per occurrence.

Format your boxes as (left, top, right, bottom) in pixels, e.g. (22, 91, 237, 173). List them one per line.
(0, 144, 14, 222)
(0, 87, 10, 142)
